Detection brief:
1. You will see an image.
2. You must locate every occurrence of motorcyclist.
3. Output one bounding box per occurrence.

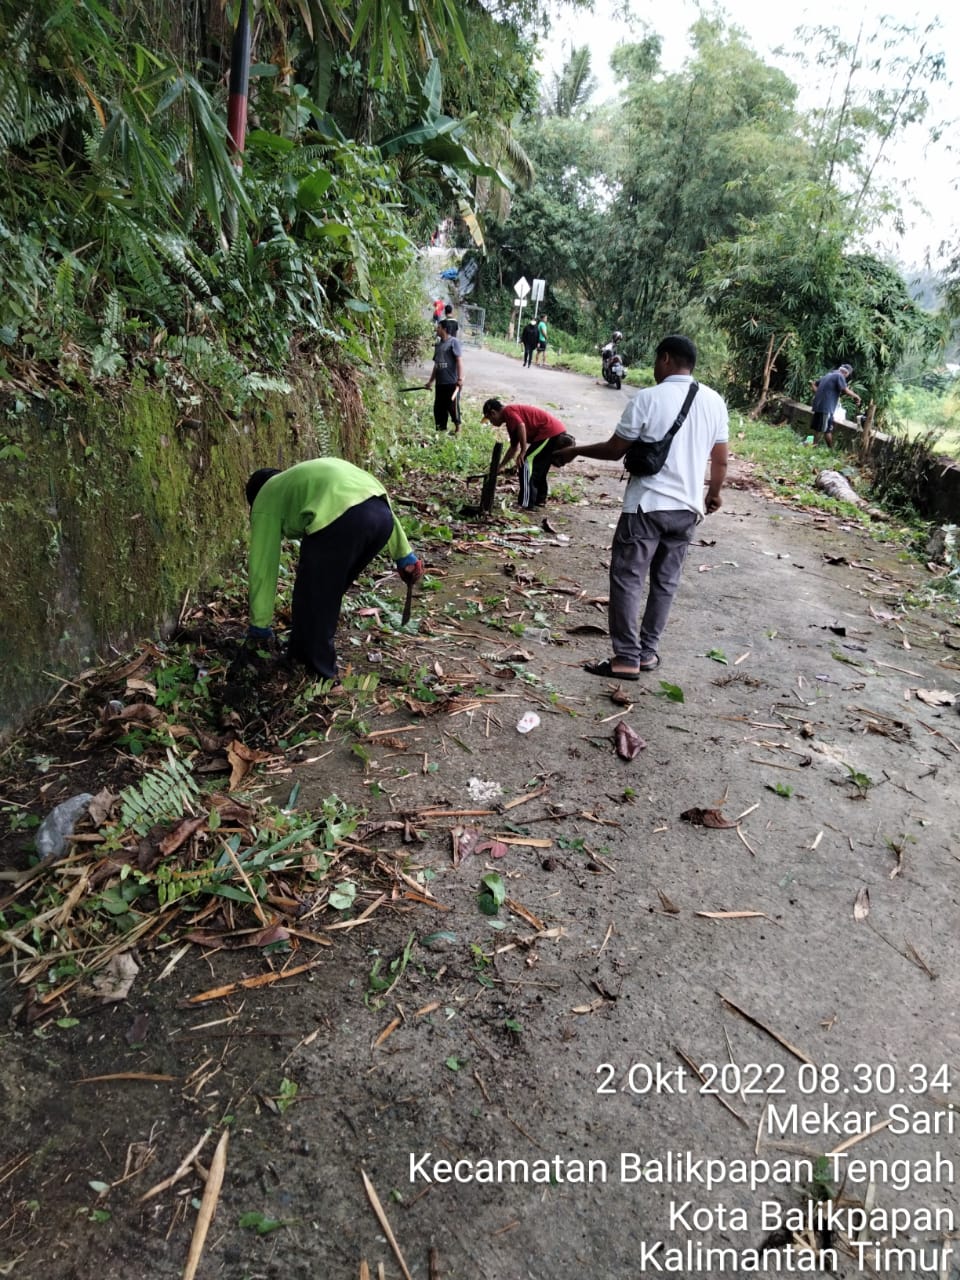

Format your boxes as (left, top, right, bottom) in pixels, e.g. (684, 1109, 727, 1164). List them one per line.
(601, 332, 625, 386)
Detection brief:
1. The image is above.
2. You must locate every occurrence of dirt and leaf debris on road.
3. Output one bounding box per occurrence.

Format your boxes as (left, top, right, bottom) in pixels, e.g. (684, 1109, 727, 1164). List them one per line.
(2, 352, 960, 1280)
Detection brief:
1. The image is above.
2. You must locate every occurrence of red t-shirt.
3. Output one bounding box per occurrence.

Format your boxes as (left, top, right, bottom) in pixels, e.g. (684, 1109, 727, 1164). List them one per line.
(502, 405, 567, 447)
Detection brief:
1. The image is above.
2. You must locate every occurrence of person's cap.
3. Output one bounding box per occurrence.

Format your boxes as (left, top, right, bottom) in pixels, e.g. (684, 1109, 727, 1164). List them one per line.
(839, 363, 853, 374)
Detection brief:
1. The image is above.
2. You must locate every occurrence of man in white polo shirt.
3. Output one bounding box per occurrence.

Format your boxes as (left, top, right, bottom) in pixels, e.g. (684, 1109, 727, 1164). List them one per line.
(554, 334, 728, 679)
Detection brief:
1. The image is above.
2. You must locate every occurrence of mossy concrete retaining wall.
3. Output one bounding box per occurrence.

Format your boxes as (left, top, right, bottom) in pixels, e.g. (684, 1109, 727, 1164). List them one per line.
(0, 372, 370, 735)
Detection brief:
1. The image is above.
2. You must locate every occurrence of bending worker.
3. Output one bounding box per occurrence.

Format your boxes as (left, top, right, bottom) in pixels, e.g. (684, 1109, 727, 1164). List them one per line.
(245, 459, 424, 679)
(481, 399, 575, 509)
(810, 363, 862, 448)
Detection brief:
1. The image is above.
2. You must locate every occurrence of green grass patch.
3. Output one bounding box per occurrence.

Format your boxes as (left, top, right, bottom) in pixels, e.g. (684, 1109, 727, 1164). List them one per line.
(731, 417, 874, 522)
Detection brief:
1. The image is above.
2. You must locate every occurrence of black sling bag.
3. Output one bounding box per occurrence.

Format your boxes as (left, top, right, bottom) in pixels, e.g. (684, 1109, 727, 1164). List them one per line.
(624, 381, 699, 476)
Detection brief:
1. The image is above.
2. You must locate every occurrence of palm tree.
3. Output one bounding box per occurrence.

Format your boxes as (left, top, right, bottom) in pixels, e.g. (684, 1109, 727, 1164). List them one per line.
(542, 45, 598, 118)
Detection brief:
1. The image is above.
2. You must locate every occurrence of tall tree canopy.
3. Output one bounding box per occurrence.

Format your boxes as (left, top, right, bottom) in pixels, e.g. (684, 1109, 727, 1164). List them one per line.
(602, 17, 808, 350)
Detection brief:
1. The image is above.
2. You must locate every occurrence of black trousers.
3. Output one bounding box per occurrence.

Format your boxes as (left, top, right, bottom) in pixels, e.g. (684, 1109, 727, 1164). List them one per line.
(519, 433, 575, 507)
(433, 383, 460, 431)
(288, 496, 395, 678)
(522, 341, 535, 368)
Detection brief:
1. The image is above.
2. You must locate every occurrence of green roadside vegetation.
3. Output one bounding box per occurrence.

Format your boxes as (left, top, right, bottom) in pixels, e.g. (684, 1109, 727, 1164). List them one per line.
(3, 366, 958, 1023)
(888, 381, 960, 456)
(0, 411, 564, 1007)
(2, 0, 960, 734)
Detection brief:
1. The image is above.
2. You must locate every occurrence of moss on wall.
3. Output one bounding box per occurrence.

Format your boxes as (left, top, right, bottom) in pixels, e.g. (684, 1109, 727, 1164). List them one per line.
(0, 365, 367, 735)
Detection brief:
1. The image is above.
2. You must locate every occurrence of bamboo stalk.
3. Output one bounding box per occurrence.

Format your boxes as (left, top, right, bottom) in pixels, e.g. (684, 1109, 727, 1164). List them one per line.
(182, 1128, 229, 1280)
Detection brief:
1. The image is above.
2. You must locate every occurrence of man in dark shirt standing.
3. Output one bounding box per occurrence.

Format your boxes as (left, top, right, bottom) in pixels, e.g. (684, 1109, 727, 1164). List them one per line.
(811, 363, 862, 447)
(521, 320, 538, 368)
(425, 318, 464, 433)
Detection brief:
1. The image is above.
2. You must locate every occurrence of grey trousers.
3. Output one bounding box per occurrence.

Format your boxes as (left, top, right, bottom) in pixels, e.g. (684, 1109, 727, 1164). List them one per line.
(608, 509, 698, 664)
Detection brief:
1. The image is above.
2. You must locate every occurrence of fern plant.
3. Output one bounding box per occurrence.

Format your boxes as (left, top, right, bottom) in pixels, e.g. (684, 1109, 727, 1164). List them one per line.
(119, 749, 201, 836)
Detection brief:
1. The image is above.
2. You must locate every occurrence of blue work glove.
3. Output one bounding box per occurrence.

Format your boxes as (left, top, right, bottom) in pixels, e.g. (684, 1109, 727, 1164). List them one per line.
(396, 553, 425, 585)
(245, 625, 274, 643)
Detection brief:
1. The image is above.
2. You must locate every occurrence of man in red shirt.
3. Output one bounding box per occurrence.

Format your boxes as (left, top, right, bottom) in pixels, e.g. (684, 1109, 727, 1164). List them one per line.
(482, 399, 576, 509)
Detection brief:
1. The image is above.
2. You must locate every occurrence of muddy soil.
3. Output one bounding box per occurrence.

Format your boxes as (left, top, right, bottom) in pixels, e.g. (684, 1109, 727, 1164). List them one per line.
(2, 348, 960, 1280)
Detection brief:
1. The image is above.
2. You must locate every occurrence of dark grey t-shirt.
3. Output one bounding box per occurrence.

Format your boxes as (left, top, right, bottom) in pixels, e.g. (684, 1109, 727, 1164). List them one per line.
(433, 335, 463, 386)
(812, 369, 848, 417)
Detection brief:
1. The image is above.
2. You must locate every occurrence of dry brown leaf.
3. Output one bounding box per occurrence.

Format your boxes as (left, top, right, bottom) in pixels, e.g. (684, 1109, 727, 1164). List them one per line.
(208, 796, 255, 825)
(184, 960, 321, 1003)
(158, 814, 208, 856)
(247, 923, 290, 948)
(452, 826, 483, 864)
(680, 807, 737, 829)
(904, 942, 936, 979)
(373, 1017, 401, 1049)
(614, 721, 646, 760)
(915, 688, 957, 707)
(361, 1170, 414, 1280)
(657, 889, 680, 914)
(183, 1128, 229, 1280)
(83, 951, 139, 1002)
(87, 787, 118, 826)
(506, 898, 545, 930)
(475, 839, 510, 859)
(226, 739, 273, 790)
(491, 834, 552, 848)
(125, 677, 157, 697)
(853, 887, 870, 921)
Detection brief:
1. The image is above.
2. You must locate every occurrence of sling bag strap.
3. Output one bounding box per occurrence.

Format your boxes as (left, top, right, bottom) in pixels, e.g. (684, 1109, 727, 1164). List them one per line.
(661, 380, 699, 447)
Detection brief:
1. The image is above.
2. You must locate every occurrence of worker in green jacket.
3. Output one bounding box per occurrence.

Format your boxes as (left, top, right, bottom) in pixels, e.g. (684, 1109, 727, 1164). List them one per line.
(245, 459, 424, 679)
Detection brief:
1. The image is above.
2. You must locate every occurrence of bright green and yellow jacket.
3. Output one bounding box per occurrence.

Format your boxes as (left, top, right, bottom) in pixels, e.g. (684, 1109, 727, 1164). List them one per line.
(248, 458, 413, 627)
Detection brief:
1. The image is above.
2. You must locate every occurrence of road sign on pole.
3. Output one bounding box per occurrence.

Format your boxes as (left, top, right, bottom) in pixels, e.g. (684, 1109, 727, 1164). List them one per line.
(515, 297, 526, 340)
(531, 278, 545, 302)
(514, 276, 531, 299)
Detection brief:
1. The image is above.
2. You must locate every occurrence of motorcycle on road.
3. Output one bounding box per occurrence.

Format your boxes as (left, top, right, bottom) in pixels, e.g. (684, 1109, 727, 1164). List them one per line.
(601, 337, 626, 389)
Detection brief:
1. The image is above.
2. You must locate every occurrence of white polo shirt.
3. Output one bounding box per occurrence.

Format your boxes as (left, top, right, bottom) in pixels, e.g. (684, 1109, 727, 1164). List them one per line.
(614, 374, 729, 516)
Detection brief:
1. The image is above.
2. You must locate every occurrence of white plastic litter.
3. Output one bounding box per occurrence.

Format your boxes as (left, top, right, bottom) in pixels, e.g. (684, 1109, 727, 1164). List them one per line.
(516, 712, 541, 734)
(467, 778, 503, 805)
(35, 792, 94, 864)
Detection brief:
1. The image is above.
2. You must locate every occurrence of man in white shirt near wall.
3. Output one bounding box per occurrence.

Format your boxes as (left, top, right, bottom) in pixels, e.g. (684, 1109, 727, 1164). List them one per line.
(554, 334, 728, 679)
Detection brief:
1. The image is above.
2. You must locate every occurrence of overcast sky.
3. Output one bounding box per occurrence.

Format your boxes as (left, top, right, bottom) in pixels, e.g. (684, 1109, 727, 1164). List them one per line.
(540, 0, 958, 271)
